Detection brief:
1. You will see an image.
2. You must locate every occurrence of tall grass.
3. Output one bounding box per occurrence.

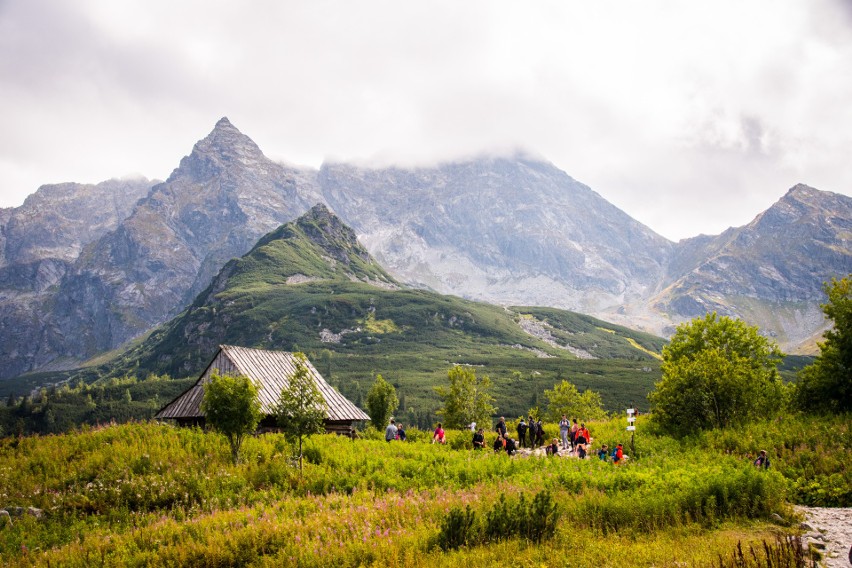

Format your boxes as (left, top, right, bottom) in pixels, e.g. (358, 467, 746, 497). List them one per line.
(711, 535, 817, 568)
(0, 414, 843, 566)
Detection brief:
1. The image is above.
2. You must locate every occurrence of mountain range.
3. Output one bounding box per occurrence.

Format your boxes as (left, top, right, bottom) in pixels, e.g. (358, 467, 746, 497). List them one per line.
(101, 203, 668, 419)
(1, 117, 849, 381)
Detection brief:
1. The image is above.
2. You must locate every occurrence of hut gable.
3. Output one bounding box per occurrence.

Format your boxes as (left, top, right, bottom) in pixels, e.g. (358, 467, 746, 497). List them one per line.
(156, 345, 369, 432)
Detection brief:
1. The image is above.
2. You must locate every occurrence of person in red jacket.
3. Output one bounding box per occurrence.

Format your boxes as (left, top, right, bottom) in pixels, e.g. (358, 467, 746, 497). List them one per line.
(612, 443, 624, 464)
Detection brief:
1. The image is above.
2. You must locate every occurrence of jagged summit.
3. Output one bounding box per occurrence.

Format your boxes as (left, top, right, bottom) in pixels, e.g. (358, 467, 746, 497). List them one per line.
(788, 183, 816, 195)
(167, 117, 267, 183)
(779, 184, 824, 208)
(761, 184, 852, 227)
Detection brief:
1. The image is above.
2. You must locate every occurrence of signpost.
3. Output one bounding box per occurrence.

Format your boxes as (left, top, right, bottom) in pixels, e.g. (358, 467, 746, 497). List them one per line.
(626, 408, 636, 457)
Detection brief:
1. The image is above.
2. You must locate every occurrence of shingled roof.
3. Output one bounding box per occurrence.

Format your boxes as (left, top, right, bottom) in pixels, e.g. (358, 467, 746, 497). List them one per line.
(156, 345, 369, 423)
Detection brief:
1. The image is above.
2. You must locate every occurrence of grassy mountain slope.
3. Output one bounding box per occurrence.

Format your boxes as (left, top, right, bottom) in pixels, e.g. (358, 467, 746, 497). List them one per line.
(98, 204, 665, 424)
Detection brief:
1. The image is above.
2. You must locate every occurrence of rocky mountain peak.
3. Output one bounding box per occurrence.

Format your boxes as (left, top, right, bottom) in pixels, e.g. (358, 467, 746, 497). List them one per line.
(169, 117, 268, 183)
(756, 184, 852, 230)
(787, 183, 817, 197)
(251, 203, 373, 268)
(297, 203, 365, 261)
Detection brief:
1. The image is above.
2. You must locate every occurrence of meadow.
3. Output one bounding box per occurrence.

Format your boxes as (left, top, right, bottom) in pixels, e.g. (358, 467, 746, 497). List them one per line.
(1, 413, 846, 567)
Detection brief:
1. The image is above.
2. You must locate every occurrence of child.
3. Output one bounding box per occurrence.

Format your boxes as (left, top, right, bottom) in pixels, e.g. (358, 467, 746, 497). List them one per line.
(546, 438, 560, 456)
(493, 434, 504, 453)
(433, 423, 446, 444)
(597, 444, 609, 461)
(611, 443, 624, 464)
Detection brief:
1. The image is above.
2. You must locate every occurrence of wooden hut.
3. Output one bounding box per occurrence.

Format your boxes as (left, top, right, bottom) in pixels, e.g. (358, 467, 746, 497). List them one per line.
(156, 345, 369, 436)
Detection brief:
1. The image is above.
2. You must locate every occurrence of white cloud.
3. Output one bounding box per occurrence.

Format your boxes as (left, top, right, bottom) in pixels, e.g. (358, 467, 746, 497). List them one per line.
(1, 0, 850, 240)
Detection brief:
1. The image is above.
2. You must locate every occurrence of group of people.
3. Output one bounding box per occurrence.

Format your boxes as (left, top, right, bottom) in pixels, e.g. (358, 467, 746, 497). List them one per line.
(469, 415, 622, 463)
(384, 419, 407, 442)
(385, 417, 766, 471)
(595, 443, 625, 464)
(514, 415, 546, 448)
(387, 416, 626, 465)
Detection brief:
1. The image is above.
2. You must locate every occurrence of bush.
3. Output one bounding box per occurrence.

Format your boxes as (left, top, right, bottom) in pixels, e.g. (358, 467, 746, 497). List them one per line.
(439, 490, 560, 550)
(437, 505, 477, 550)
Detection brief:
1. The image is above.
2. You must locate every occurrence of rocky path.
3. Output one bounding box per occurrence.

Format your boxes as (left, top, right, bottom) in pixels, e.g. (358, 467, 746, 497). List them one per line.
(795, 506, 852, 567)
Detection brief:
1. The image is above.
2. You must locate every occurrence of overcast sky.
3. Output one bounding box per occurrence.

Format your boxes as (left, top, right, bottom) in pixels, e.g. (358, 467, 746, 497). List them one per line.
(1, 1, 851, 241)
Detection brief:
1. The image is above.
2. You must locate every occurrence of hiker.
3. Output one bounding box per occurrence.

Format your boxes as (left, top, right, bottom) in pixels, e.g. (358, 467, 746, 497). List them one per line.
(574, 423, 590, 457)
(546, 438, 560, 456)
(505, 436, 518, 456)
(396, 423, 407, 441)
(535, 418, 545, 447)
(517, 417, 528, 448)
(433, 423, 446, 444)
(611, 443, 624, 465)
(559, 414, 571, 449)
(493, 434, 504, 453)
(597, 444, 609, 461)
(495, 416, 507, 438)
(385, 419, 398, 442)
(570, 418, 579, 448)
(472, 428, 485, 450)
(753, 450, 770, 469)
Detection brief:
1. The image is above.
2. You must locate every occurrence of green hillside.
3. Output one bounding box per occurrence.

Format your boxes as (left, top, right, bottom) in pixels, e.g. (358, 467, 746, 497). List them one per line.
(97, 205, 665, 425)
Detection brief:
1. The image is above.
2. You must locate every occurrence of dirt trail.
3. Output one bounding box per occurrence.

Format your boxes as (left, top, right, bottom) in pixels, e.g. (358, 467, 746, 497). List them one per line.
(795, 506, 852, 567)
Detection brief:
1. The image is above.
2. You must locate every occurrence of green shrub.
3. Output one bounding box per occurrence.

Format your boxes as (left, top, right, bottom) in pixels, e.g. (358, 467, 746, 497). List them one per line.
(437, 505, 477, 550)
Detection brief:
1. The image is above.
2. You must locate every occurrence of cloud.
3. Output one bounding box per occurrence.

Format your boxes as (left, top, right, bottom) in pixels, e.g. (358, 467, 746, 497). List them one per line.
(1, 0, 850, 240)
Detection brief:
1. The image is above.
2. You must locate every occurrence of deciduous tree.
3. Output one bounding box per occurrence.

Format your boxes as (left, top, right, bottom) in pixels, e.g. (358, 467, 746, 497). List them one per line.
(544, 380, 607, 423)
(365, 374, 398, 429)
(435, 365, 496, 430)
(795, 275, 852, 412)
(649, 312, 784, 434)
(201, 372, 262, 464)
(275, 353, 326, 472)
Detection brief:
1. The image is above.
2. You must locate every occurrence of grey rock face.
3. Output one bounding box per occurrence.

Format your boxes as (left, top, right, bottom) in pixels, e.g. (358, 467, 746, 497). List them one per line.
(0, 178, 153, 378)
(654, 185, 852, 347)
(320, 156, 672, 314)
(0, 178, 151, 268)
(45, 117, 321, 364)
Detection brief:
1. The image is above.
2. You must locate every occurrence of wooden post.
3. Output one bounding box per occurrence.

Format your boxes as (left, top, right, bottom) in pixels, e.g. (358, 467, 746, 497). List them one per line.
(626, 408, 636, 457)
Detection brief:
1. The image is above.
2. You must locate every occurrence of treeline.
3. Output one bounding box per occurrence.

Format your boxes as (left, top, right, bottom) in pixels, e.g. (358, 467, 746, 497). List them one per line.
(0, 375, 194, 436)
